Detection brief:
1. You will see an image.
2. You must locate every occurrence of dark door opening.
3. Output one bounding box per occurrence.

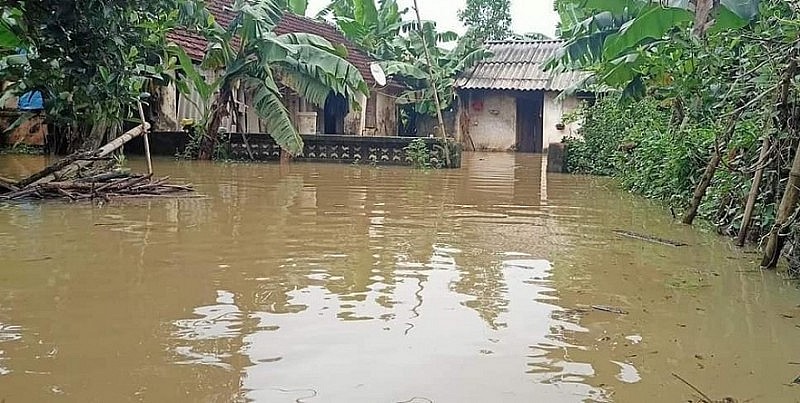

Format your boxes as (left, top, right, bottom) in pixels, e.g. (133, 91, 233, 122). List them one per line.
(516, 92, 544, 153)
(323, 93, 348, 134)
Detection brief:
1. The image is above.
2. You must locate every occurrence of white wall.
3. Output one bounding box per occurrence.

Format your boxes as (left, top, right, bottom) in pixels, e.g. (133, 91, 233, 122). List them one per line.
(543, 92, 582, 149)
(374, 92, 397, 136)
(462, 93, 517, 151)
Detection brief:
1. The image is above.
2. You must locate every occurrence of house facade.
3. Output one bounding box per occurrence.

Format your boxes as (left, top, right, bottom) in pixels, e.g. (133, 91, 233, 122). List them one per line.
(165, 1, 402, 137)
(454, 40, 591, 153)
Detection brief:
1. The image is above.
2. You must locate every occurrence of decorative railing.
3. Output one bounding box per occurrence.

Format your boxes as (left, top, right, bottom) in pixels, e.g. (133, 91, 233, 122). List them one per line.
(125, 132, 462, 168)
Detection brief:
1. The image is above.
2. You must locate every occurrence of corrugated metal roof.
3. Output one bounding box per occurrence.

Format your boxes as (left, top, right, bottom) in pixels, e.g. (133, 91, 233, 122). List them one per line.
(455, 40, 590, 92)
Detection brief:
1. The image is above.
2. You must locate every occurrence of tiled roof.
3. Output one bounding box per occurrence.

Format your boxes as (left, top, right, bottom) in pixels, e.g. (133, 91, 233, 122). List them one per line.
(455, 40, 591, 92)
(167, 0, 377, 86)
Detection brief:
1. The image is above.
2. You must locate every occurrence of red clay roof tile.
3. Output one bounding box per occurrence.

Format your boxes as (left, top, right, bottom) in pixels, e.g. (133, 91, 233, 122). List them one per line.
(167, 0, 377, 86)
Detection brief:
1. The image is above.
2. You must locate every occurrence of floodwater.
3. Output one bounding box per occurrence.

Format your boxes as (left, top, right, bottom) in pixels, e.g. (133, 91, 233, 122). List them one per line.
(0, 152, 798, 402)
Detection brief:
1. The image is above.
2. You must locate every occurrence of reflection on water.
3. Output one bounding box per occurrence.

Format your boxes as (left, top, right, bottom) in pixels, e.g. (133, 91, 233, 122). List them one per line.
(0, 323, 22, 376)
(173, 290, 243, 370)
(0, 153, 798, 402)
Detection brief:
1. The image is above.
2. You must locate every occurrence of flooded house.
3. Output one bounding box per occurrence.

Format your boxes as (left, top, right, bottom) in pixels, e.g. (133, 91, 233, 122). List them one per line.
(164, 0, 403, 136)
(454, 40, 592, 153)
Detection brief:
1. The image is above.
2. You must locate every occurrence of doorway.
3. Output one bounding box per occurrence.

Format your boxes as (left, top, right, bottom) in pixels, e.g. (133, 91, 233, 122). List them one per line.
(516, 92, 544, 153)
(323, 93, 348, 134)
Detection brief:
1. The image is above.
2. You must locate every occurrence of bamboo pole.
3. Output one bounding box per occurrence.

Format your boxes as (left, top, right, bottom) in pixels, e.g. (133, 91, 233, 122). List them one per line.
(31, 124, 150, 186)
(137, 101, 154, 175)
(411, 0, 452, 168)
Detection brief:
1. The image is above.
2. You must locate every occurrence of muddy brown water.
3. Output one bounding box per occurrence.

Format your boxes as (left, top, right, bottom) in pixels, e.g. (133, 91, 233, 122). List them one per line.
(0, 153, 798, 402)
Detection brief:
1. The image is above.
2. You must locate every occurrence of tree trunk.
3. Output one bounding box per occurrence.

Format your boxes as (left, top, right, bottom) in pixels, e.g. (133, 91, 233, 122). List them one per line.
(761, 142, 800, 268)
(682, 114, 741, 225)
(692, 0, 715, 37)
(737, 136, 771, 246)
(682, 149, 722, 225)
(199, 85, 232, 160)
(739, 61, 797, 245)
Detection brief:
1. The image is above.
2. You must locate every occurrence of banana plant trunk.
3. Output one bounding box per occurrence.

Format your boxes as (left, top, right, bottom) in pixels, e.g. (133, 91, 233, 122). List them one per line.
(199, 85, 233, 160)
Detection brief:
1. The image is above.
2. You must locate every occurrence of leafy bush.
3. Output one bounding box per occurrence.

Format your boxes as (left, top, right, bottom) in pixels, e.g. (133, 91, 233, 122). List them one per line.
(563, 96, 772, 236)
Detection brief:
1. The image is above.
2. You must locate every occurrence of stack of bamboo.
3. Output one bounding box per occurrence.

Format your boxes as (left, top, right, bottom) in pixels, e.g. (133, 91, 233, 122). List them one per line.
(0, 123, 195, 202)
(0, 172, 193, 201)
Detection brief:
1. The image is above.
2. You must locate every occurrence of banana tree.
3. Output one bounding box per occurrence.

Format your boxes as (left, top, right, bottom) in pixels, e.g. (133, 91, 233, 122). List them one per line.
(287, 0, 308, 15)
(174, 0, 369, 160)
(319, 0, 410, 60)
(552, 0, 762, 96)
(380, 24, 490, 118)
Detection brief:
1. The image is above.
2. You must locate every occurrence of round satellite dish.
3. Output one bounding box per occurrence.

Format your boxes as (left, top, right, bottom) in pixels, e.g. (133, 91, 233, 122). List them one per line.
(370, 62, 387, 87)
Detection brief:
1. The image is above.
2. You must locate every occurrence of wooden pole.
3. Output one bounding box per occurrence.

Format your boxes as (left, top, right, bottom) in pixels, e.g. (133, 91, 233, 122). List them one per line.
(137, 101, 154, 175)
(411, 0, 452, 168)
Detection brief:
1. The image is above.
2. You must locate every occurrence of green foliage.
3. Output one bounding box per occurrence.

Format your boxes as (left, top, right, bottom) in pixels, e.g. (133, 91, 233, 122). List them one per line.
(175, 0, 369, 158)
(559, 0, 800, 246)
(405, 138, 440, 169)
(551, 0, 763, 97)
(0, 0, 204, 152)
(288, 0, 309, 15)
(322, 0, 411, 60)
(458, 0, 513, 42)
(323, 0, 492, 123)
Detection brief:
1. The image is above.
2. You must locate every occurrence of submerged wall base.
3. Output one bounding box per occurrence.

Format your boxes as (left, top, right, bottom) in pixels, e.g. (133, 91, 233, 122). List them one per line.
(125, 132, 462, 168)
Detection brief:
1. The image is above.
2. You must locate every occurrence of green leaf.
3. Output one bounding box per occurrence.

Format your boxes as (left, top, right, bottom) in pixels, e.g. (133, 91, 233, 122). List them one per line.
(0, 27, 20, 49)
(379, 61, 428, 80)
(288, 0, 308, 15)
(246, 77, 304, 156)
(278, 68, 335, 108)
(710, 6, 750, 33)
(720, 0, 759, 22)
(168, 44, 216, 100)
(354, 0, 379, 27)
(603, 6, 692, 61)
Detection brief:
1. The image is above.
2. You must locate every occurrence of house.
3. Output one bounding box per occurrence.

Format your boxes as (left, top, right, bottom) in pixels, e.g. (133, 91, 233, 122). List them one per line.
(454, 40, 592, 152)
(165, 0, 402, 137)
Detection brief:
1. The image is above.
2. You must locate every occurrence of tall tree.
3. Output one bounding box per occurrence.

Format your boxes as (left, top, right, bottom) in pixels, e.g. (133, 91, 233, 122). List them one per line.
(457, 0, 512, 42)
(0, 0, 203, 153)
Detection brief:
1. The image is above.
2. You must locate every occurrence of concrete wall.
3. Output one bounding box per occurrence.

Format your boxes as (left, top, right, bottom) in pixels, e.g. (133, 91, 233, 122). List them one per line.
(461, 92, 517, 151)
(416, 111, 457, 139)
(457, 90, 584, 152)
(543, 91, 582, 148)
(165, 69, 396, 137)
(374, 92, 397, 136)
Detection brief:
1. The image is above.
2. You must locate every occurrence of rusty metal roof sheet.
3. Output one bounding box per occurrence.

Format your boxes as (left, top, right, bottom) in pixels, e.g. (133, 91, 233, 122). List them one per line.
(455, 40, 591, 92)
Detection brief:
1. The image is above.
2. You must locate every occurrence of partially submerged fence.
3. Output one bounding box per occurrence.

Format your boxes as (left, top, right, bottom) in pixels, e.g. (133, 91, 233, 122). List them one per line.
(125, 132, 462, 168)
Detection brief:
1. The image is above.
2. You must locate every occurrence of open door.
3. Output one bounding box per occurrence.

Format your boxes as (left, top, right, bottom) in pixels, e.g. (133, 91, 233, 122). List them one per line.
(516, 92, 544, 153)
